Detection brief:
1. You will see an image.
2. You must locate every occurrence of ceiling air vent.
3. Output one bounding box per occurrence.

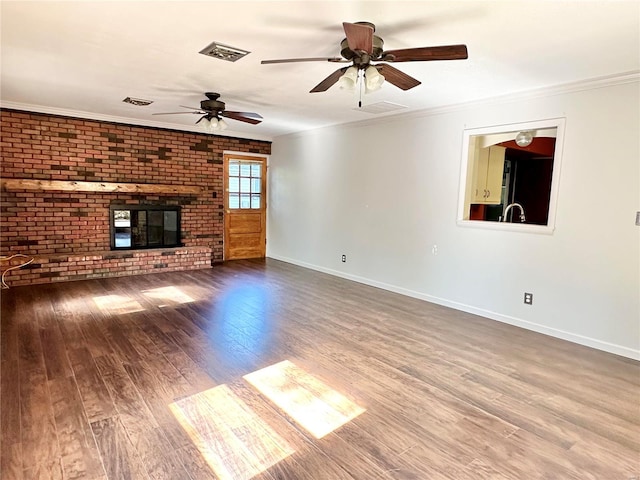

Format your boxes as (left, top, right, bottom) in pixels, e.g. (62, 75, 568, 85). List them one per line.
(123, 97, 153, 106)
(355, 101, 408, 114)
(199, 42, 250, 62)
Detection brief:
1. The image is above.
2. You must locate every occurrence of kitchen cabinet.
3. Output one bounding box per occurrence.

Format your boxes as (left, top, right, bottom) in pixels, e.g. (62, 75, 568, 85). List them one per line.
(471, 145, 505, 204)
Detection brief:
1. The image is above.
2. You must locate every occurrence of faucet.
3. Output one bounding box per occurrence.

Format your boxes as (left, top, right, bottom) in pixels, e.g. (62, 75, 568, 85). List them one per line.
(501, 202, 526, 223)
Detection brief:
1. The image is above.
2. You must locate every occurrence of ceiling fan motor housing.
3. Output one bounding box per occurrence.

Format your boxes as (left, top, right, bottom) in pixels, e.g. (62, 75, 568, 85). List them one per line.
(340, 35, 384, 64)
(200, 99, 225, 113)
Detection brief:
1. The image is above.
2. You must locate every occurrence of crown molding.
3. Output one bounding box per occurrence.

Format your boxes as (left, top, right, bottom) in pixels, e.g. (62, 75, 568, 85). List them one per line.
(2, 70, 637, 142)
(414, 70, 640, 118)
(0, 101, 274, 143)
(280, 70, 640, 139)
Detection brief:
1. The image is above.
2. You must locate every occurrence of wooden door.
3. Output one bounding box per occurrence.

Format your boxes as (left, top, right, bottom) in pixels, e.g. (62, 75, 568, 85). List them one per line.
(223, 154, 267, 260)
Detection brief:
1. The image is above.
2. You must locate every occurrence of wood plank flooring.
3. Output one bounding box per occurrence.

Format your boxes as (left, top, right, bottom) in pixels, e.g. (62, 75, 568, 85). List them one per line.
(1, 258, 638, 479)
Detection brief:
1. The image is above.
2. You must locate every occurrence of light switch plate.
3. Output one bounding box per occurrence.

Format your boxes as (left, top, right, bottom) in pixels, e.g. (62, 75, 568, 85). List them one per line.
(636, 211, 640, 226)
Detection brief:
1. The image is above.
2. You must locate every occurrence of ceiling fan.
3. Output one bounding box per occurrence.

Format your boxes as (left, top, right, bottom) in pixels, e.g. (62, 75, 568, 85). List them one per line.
(153, 92, 263, 130)
(262, 21, 468, 93)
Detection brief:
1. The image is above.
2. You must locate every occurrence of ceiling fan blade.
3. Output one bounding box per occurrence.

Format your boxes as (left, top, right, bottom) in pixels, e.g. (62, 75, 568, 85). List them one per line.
(222, 111, 263, 125)
(223, 111, 263, 120)
(310, 66, 349, 93)
(343, 22, 374, 54)
(152, 111, 201, 115)
(262, 57, 346, 64)
(381, 44, 468, 62)
(376, 64, 421, 91)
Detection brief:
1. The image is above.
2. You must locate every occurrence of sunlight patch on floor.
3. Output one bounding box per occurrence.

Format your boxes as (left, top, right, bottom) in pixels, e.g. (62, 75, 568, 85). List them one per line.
(243, 360, 366, 439)
(142, 285, 195, 307)
(169, 384, 294, 480)
(92, 294, 145, 314)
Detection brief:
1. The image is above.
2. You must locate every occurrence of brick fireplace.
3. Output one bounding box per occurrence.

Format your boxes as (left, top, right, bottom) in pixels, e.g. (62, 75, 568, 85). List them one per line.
(0, 110, 271, 286)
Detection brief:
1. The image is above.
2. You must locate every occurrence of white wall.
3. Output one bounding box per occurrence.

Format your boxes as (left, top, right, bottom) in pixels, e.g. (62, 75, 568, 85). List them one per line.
(267, 76, 640, 359)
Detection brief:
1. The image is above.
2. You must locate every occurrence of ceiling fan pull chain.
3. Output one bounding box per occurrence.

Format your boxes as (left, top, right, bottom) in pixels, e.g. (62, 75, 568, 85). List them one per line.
(358, 69, 364, 108)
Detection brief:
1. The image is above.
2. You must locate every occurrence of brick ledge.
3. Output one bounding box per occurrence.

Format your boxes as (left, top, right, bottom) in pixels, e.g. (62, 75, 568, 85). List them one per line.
(4, 245, 213, 286)
(27, 245, 211, 263)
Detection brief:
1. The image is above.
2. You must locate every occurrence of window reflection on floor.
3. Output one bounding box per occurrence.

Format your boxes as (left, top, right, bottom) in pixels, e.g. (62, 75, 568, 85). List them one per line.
(142, 285, 195, 306)
(170, 360, 366, 478)
(169, 384, 294, 480)
(92, 294, 144, 315)
(244, 360, 366, 439)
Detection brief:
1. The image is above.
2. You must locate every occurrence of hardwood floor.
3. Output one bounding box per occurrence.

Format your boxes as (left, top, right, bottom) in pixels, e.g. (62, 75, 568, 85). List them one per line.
(1, 258, 638, 479)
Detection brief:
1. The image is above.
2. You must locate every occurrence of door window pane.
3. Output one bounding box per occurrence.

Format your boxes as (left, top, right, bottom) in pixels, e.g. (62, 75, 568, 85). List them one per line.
(240, 194, 251, 209)
(240, 164, 251, 176)
(251, 178, 261, 193)
(251, 163, 261, 177)
(229, 177, 240, 193)
(251, 195, 261, 209)
(229, 193, 240, 209)
(229, 163, 240, 176)
(240, 177, 251, 193)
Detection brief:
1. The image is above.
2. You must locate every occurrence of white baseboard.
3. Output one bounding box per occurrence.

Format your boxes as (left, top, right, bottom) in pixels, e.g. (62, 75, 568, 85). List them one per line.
(268, 254, 640, 361)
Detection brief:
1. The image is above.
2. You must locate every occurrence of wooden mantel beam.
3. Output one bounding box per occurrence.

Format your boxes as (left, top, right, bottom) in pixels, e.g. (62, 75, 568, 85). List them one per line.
(1, 179, 205, 195)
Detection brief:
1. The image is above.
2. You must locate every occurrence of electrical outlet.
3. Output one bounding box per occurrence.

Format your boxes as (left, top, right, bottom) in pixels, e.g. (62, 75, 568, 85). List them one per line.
(341, 254, 346, 263)
(524, 292, 533, 305)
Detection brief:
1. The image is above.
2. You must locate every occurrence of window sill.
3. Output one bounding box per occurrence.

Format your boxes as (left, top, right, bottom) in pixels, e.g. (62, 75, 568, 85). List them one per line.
(456, 219, 555, 235)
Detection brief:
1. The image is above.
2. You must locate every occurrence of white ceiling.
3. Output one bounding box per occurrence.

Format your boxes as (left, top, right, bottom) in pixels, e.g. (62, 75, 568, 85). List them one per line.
(1, 1, 639, 141)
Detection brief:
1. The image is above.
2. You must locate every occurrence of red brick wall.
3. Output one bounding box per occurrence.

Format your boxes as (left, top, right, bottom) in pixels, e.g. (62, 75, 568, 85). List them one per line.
(0, 109, 271, 286)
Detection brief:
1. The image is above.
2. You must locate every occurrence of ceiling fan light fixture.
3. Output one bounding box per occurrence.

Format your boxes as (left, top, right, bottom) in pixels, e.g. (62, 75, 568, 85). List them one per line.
(202, 116, 225, 133)
(155, 93, 261, 129)
(364, 65, 384, 92)
(338, 66, 358, 90)
(515, 130, 534, 147)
